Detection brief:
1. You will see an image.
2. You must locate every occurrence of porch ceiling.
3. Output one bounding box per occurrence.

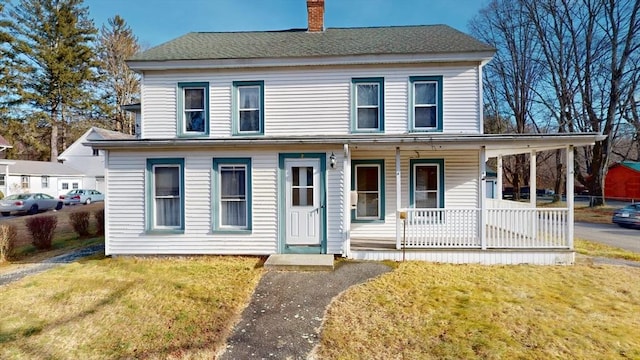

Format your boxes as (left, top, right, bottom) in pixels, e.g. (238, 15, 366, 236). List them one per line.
(86, 132, 605, 152)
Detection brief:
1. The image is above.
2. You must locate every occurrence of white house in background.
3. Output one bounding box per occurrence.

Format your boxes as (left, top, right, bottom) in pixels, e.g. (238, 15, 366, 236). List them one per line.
(89, 0, 604, 264)
(0, 134, 13, 197)
(1, 159, 85, 198)
(57, 127, 135, 193)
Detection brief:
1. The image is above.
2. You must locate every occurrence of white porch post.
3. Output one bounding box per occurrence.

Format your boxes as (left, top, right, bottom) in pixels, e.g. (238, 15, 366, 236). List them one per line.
(529, 151, 537, 206)
(395, 147, 402, 249)
(566, 146, 574, 248)
(480, 146, 487, 249)
(496, 155, 503, 200)
(343, 144, 351, 257)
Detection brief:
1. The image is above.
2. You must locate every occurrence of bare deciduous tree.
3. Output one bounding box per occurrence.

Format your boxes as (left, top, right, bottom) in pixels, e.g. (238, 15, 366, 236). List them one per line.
(97, 15, 140, 134)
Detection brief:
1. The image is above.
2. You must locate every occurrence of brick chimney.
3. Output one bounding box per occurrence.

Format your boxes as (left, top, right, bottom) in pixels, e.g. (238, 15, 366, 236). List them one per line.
(307, 0, 325, 32)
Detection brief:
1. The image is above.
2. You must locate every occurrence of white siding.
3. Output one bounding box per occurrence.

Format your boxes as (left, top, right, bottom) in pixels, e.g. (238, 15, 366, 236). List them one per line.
(350, 149, 479, 240)
(140, 65, 480, 139)
(105, 148, 345, 256)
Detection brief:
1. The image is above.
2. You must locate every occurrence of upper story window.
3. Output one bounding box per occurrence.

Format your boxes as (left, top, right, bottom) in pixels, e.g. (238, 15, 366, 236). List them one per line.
(351, 77, 384, 133)
(178, 82, 209, 137)
(0, 174, 5, 186)
(233, 81, 264, 135)
(409, 76, 443, 132)
(92, 148, 99, 156)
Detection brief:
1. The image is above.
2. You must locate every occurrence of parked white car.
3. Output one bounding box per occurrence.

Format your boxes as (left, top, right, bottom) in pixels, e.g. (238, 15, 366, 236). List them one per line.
(0, 193, 64, 216)
(59, 189, 105, 205)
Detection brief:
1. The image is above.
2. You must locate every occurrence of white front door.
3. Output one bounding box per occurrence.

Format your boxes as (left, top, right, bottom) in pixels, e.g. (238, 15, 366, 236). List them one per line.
(285, 159, 321, 246)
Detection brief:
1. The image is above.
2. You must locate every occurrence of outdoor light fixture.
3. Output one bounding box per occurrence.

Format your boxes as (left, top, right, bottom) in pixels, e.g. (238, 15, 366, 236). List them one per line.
(329, 152, 336, 169)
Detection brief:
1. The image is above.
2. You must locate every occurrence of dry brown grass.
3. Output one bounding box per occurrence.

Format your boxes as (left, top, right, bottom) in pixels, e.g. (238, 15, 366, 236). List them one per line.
(0, 255, 263, 359)
(317, 262, 640, 359)
(575, 238, 640, 262)
(574, 205, 615, 224)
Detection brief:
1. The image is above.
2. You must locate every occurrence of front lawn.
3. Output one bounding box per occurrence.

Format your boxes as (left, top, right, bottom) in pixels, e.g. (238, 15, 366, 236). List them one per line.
(0, 255, 263, 359)
(317, 262, 640, 359)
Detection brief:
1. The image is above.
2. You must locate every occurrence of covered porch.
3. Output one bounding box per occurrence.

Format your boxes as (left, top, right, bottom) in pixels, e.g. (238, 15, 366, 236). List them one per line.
(342, 133, 604, 264)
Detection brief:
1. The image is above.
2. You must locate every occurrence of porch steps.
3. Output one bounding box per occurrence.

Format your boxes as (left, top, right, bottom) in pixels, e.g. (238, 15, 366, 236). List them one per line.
(264, 254, 334, 271)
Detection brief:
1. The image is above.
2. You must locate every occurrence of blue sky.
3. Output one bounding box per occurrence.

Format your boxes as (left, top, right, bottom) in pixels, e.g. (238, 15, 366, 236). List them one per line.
(85, 0, 488, 49)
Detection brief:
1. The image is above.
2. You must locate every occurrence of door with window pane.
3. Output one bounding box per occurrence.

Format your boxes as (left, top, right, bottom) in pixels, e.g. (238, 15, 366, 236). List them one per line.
(285, 159, 321, 246)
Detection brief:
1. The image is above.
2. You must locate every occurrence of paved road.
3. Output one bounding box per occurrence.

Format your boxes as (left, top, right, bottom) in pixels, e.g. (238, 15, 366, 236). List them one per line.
(575, 222, 640, 253)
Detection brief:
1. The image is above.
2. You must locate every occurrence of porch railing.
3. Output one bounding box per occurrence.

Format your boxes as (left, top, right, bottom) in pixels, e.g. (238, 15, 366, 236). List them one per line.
(397, 207, 569, 249)
(398, 208, 481, 248)
(486, 208, 568, 248)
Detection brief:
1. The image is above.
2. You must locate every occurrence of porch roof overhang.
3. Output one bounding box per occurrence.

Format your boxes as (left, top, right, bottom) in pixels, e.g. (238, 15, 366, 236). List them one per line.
(86, 132, 605, 153)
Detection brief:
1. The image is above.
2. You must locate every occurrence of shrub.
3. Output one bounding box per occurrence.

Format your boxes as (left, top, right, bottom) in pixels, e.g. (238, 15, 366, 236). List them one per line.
(70, 211, 91, 238)
(26, 215, 57, 250)
(0, 224, 17, 262)
(0, 190, 4, 200)
(94, 208, 105, 235)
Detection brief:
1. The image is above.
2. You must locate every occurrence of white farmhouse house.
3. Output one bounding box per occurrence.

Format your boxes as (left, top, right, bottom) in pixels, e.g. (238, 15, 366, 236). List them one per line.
(88, 0, 604, 264)
(58, 127, 135, 193)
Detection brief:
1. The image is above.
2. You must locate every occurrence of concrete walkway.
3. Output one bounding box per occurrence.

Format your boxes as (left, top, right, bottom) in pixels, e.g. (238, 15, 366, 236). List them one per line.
(219, 261, 392, 360)
(0, 244, 104, 286)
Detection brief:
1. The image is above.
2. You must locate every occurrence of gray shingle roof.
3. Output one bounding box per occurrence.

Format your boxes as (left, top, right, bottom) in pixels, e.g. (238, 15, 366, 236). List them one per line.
(91, 127, 135, 140)
(5, 160, 84, 176)
(129, 25, 495, 62)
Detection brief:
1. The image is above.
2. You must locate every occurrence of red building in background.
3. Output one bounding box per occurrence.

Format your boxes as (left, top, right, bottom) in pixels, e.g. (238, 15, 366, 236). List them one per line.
(605, 161, 640, 200)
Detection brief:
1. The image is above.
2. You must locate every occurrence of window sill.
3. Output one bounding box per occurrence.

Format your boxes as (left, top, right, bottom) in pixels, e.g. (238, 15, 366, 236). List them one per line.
(409, 128, 443, 133)
(211, 229, 253, 235)
(145, 229, 185, 235)
(177, 133, 209, 138)
(232, 132, 264, 137)
(351, 219, 385, 224)
(352, 129, 385, 134)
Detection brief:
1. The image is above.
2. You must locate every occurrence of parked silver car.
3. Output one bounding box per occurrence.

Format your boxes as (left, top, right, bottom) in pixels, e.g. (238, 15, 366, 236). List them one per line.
(59, 189, 105, 205)
(0, 193, 64, 216)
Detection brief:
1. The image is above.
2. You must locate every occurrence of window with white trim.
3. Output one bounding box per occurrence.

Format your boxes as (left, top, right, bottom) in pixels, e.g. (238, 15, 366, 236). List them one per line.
(178, 82, 209, 136)
(352, 78, 384, 132)
(352, 160, 385, 221)
(41, 176, 49, 188)
(147, 158, 184, 231)
(233, 81, 264, 135)
(410, 76, 443, 131)
(213, 158, 252, 231)
(0, 174, 5, 186)
(21, 175, 29, 189)
(410, 159, 444, 208)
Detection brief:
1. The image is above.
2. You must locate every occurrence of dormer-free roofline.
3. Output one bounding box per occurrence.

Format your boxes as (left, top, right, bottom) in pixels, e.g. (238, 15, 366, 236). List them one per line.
(127, 25, 496, 71)
(128, 51, 495, 72)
